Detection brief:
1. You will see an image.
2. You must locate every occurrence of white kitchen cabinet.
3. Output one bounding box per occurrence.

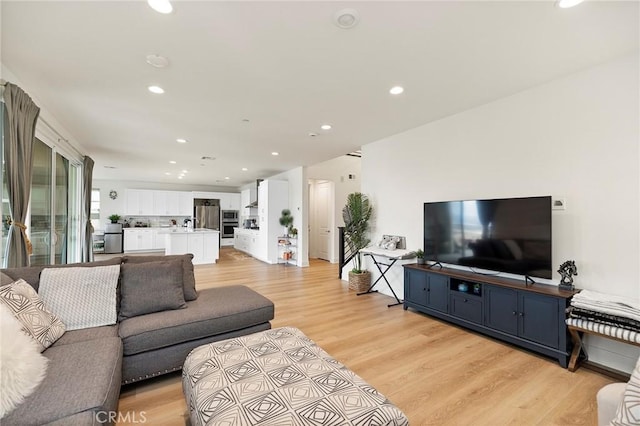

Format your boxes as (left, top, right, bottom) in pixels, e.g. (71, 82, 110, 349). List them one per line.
(234, 228, 261, 258)
(124, 228, 153, 251)
(152, 228, 167, 250)
(153, 191, 169, 215)
(179, 192, 193, 216)
(126, 190, 154, 215)
(164, 230, 219, 264)
(188, 233, 204, 264)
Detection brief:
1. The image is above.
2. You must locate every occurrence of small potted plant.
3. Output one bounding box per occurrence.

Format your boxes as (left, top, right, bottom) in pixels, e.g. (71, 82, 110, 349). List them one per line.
(415, 249, 425, 265)
(279, 209, 294, 236)
(108, 214, 121, 224)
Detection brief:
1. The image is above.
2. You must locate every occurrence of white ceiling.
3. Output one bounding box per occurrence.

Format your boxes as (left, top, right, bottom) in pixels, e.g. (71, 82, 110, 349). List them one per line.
(1, 1, 637, 188)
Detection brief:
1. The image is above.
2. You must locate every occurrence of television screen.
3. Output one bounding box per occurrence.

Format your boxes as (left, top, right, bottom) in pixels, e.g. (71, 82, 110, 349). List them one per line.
(423, 196, 552, 279)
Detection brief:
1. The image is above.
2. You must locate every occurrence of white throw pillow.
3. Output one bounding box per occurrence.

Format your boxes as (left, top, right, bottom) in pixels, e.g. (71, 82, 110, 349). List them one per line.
(0, 303, 48, 418)
(39, 265, 120, 331)
(0, 279, 66, 352)
(611, 356, 640, 425)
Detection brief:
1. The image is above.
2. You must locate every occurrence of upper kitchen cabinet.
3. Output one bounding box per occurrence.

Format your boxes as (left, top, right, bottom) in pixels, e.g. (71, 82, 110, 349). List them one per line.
(126, 189, 154, 215)
(219, 193, 241, 211)
(127, 189, 193, 217)
(179, 192, 193, 216)
(193, 192, 241, 211)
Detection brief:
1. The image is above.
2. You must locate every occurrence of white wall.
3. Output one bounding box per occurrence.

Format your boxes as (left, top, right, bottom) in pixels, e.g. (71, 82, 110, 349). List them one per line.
(268, 167, 308, 267)
(361, 54, 640, 372)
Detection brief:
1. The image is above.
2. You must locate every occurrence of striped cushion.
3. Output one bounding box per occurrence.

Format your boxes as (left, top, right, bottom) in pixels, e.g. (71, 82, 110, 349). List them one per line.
(566, 318, 640, 344)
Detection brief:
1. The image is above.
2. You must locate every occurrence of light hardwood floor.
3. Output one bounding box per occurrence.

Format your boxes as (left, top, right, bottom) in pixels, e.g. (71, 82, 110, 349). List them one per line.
(117, 248, 615, 425)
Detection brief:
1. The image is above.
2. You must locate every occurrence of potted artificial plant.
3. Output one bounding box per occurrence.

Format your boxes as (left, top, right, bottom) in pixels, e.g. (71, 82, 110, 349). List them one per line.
(279, 209, 294, 236)
(108, 214, 121, 224)
(415, 249, 425, 265)
(342, 192, 373, 292)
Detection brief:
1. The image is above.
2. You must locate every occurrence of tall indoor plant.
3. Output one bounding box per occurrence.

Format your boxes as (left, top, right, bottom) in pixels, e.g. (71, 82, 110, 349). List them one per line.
(342, 192, 373, 291)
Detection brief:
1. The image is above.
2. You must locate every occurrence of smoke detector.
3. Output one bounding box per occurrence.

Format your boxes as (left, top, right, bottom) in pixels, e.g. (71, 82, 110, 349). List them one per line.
(333, 8, 360, 29)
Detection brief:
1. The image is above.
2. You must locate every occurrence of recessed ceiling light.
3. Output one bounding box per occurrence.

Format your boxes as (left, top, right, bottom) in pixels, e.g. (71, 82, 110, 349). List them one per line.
(178, 176, 183, 180)
(242, 167, 248, 171)
(147, 0, 173, 14)
(165, 172, 171, 176)
(146, 54, 169, 68)
(169, 160, 176, 164)
(242, 118, 250, 123)
(182, 170, 188, 173)
(389, 86, 404, 95)
(176, 138, 187, 143)
(148, 85, 165, 94)
(201, 156, 215, 161)
(308, 132, 318, 137)
(104, 165, 117, 169)
(224, 177, 230, 180)
(321, 124, 332, 130)
(334, 8, 360, 29)
(556, 0, 584, 8)
(271, 152, 279, 156)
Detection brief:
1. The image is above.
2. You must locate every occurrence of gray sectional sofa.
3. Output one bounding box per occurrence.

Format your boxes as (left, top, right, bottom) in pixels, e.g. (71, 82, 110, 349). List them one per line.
(0, 254, 275, 425)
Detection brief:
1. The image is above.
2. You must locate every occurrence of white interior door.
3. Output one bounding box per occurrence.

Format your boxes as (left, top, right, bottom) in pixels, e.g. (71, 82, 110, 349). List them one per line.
(314, 181, 332, 261)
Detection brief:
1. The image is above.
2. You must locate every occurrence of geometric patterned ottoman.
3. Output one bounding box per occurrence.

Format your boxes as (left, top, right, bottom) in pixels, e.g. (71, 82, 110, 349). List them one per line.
(182, 327, 409, 425)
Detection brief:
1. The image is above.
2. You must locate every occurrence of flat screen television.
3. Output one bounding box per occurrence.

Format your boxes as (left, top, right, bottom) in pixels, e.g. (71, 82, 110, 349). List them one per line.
(423, 196, 552, 280)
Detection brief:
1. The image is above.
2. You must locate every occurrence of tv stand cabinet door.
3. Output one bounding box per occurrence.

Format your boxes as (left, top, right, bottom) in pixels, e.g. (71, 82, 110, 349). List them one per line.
(405, 269, 429, 307)
(518, 292, 560, 349)
(484, 285, 518, 335)
(427, 273, 449, 313)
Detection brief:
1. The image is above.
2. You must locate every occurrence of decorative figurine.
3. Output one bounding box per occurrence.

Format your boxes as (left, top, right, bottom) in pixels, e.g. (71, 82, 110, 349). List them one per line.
(558, 260, 578, 290)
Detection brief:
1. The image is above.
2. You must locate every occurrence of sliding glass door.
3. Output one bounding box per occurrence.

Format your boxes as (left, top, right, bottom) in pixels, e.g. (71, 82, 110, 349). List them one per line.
(29, 138, 81, 266)
(30, 138, 53, 265)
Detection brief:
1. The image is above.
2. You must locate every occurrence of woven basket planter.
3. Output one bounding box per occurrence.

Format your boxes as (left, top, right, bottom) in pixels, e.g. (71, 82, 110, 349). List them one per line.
(348, 270, 371, 292)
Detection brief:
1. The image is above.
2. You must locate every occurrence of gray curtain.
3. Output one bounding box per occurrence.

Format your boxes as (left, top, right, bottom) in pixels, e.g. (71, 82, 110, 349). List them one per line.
(3, 83, 40, 267)
(82, 156, 94, 262)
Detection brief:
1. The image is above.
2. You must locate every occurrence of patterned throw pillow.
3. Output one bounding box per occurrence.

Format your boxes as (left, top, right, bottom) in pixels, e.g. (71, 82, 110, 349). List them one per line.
(611, 356, 640, 425)
(0, 279, 66, 352)
(38, 265, 120, 331)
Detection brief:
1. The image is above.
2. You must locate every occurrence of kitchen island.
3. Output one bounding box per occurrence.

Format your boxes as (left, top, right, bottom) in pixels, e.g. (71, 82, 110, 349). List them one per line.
(159, 228, 220, 265)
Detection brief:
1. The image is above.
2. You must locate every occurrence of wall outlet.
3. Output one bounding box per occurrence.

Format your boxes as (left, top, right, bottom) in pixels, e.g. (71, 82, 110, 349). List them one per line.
(552, 198, 566, 210)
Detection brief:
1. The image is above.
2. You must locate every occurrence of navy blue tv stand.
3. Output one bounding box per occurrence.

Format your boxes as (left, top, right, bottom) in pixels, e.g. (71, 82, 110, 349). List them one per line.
(403, 264, 578, 368)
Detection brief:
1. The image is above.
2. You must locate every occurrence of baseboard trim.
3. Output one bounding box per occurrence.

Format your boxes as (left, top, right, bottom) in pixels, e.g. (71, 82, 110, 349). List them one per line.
(581, 361, 631, 382)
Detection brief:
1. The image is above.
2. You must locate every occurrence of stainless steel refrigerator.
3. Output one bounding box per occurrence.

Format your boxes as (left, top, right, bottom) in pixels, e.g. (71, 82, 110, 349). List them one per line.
(104, 223, 123, 254)
(194, 200, 220, 230)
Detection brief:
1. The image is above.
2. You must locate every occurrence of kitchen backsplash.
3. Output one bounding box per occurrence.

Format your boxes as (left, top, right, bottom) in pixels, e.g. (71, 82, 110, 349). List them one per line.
(123, 216, 191, 228)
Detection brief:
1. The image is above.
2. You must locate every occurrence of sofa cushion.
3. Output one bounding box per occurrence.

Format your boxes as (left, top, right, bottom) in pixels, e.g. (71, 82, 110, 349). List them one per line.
(118, 285, 274, 356)
(119, 259, 187, 320)
(0, 257, 123, 292)
(0, 303, 49, 418)
(0, 279, 66, 352)
(123, 254, 197, 301)
(52, 325, 119, 347)
(1, 336, 123, 426)
(39, 264, 120, 331)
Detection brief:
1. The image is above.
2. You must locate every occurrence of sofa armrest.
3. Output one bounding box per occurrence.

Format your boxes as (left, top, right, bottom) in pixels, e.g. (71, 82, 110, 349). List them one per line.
(597, 382, 626, 426)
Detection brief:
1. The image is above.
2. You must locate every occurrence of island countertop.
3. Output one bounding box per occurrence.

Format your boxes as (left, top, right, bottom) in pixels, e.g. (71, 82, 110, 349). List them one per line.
(157, 228, 220, 234)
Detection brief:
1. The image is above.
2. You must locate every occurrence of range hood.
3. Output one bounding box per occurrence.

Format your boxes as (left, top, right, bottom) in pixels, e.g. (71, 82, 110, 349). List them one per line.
(244, 179, 263, 209)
